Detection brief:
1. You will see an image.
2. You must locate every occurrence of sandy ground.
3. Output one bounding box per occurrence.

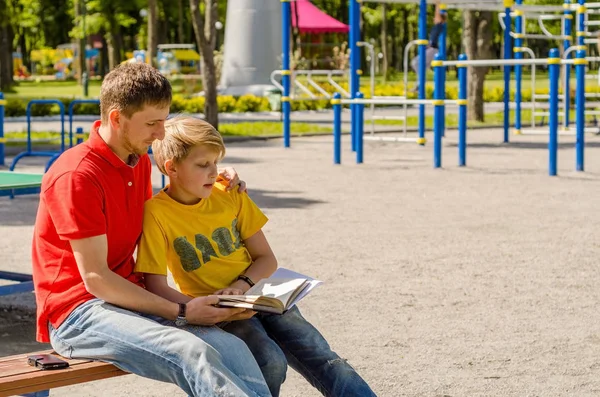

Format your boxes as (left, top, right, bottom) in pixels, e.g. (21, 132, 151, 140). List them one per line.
(2, 127, 600, 396)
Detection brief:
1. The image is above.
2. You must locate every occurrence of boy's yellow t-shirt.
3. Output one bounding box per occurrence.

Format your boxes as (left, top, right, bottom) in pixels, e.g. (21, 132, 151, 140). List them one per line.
(135, 182, 268, 297)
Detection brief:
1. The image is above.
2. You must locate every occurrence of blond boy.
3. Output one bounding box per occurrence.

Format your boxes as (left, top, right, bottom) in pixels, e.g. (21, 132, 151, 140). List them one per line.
(136, 115, 376, 397)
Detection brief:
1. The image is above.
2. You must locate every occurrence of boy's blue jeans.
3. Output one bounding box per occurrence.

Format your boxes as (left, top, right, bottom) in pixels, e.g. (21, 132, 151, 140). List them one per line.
(220, 306, 376, 397)
(49, 299, 271, 397)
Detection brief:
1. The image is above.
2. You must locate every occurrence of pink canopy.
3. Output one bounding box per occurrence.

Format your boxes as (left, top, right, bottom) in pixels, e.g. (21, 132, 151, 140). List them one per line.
(291, 0, 350, 34)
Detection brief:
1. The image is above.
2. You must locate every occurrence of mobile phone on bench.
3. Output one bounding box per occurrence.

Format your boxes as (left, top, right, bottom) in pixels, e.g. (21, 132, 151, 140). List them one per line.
(27, 354, 70, 370)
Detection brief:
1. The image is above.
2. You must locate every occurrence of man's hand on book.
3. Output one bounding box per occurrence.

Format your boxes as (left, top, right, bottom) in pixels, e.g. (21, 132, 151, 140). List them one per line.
(185, 295, 253, 325)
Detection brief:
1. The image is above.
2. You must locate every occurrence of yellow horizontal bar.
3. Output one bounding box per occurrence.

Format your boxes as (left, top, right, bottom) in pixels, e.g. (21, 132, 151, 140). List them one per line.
(573, 59, 588, 65)
(281, 0, 290, 2)
(0, 137, 7, 143)
(439, 3, 447, 10)
(431, 60, 443, 67)
(281, 96, 291, 102)
(513, 33, 525, 39)
(513, 47, 523, 53)
(513, 10, 523, 16)
(431, 99, 445, 106)
(0, 100, 6, 105)
(563, 3, 570, 9)
(416, 137, 427, 145)
(504, 0, 514, 8)
(330, 99, 341, 105)
(456, 99, 468, 105)
(576, 31, 587, 37)
(280, 70, 291, 76)
(564, 14, 573, 19)
(356, 69, 363, 75)
(416, 39, 429, 45)
(456, 63, 467, 68)
(577, 6, 586, 13)
(74, 133, 87, 139)
(513, 129, 522, 135)
(547, 58, 561, 65)
(577, 45, 587, 50)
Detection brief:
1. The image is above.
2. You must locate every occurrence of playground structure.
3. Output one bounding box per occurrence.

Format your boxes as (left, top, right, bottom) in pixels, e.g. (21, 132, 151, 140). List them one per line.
(0, 94, 99, 197)
(274, 0, 597, 176)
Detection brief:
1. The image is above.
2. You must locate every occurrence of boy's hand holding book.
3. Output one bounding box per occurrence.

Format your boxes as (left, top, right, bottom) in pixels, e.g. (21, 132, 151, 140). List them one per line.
(215, 268, 323, 315)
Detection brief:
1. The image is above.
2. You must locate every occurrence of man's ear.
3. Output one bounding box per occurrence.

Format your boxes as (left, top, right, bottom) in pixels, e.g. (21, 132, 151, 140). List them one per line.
(165, 159, 176, 178)
(108, 109, 121, 130)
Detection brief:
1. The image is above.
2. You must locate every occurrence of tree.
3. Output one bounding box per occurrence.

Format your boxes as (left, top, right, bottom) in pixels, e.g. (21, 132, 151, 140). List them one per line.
(74, 0, 87, 85)
(0, 0, 14, 91)
(147, 0, 158, 66)
(190, 0, 219, 128)
(462, 11, 493, 122)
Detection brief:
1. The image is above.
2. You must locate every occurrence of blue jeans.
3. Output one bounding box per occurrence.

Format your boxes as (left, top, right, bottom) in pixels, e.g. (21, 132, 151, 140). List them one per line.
(49, 299, 271, 397)
(220, 306, 376, 397)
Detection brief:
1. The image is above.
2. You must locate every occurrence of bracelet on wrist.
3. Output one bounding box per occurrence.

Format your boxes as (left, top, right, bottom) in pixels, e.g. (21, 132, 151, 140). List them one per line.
(237, 274, 255, 287)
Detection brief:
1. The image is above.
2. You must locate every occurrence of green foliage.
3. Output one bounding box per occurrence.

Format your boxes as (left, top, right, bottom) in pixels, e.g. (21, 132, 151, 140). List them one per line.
(235, 95, 270, 113)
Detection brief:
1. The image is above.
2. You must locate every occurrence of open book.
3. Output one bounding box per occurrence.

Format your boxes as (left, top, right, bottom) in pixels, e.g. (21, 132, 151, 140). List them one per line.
(216, 268, 322, 314)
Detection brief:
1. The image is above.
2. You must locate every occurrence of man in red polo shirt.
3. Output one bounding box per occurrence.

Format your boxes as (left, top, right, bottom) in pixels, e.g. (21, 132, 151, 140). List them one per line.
(31, 63, 271, 397)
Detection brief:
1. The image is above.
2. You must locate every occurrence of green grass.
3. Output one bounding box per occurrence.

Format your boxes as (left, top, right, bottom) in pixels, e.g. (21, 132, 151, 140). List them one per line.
(8, 70, 600, 100)
(373, 108, 582, 128)
(4, 78, 197, 99)
(219, 122, 331, 136)
(3, 122, 332, 146)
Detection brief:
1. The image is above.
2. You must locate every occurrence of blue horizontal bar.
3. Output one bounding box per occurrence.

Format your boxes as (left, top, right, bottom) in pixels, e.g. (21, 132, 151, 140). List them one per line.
(0, 281, 34, 296)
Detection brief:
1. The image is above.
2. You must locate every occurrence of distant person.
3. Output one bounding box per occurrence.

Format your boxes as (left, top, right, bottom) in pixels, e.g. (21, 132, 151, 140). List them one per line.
(410, 0, 447, 93)
(136, 114, 377, 397)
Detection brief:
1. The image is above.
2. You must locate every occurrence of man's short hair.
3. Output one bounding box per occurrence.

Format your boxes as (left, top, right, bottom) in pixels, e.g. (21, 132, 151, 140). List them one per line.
(152, 115, 226, 175)
(100, 63, 172, 123)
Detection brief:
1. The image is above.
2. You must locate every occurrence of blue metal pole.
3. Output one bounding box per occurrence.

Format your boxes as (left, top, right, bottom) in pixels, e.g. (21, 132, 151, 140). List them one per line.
(333, 93, 342, 164)
(548, 48, 560, 176)
(439, 6, 447, 137)
(76, 126, 84, 145)
(458, 54, 468, 166)
(282, 0, 291, 148)
(577, 0, 586, 47)
(564, 0, 572, 128)
(503, 0, 513, 143)
(349, 0, 361, 151)
(514, 3, 523, 135)
(0, 92, 4, 166)
(356, 92, 364, 164)
(576, 49, 586, 171)
(418, 0, 427, 145)
(351, 101, 357, 152)
(433, 54, 443, 168)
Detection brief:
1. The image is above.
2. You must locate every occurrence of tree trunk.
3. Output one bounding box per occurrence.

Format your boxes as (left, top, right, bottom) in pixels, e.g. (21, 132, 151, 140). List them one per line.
(462, 11, 492, 122)
(74, 0, 87, 84)
(0, 15, 14, 91)
(190, 0, 219, 129)
(380, 4, 388, 82)
(147, 0, 158, 67)
(177, 0, 185, 43)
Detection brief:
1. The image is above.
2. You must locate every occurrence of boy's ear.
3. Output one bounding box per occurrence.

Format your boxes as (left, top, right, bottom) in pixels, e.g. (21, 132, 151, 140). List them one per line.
(165, 159, 176, 177)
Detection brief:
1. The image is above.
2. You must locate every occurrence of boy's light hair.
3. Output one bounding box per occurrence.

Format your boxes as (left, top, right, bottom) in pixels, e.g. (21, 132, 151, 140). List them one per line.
(153, 115, 225, 175)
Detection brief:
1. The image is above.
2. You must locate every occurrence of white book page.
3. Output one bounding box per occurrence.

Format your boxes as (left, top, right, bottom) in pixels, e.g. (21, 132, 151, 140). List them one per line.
(271, 268, 323, 308)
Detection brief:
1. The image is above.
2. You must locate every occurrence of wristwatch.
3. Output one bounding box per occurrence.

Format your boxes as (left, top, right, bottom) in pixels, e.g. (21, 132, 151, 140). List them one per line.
(175, 303, 188, 327)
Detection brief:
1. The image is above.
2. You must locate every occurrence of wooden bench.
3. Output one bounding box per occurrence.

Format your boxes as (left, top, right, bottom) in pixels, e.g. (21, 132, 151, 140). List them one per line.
(0, 350, 128, 397)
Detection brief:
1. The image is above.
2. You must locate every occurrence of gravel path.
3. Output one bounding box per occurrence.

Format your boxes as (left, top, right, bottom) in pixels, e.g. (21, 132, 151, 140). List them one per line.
(2, 127, 600, 396)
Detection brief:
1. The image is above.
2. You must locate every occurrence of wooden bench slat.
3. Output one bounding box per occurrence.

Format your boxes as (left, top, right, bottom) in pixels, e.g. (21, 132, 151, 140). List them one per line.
(0, 350, 128, 397)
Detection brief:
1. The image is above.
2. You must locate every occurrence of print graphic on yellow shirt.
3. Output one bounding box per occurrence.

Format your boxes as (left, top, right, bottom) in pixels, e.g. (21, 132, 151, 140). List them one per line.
(173, 218, 243, 271)
(135, 182, 268, 297)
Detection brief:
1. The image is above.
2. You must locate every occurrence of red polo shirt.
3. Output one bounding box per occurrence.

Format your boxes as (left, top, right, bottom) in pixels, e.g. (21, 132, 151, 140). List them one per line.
(32, 120, 152, 343)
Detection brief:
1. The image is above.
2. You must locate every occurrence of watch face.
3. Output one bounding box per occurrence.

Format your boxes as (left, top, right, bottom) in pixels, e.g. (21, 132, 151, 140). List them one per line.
(175, 317, 187, 327)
